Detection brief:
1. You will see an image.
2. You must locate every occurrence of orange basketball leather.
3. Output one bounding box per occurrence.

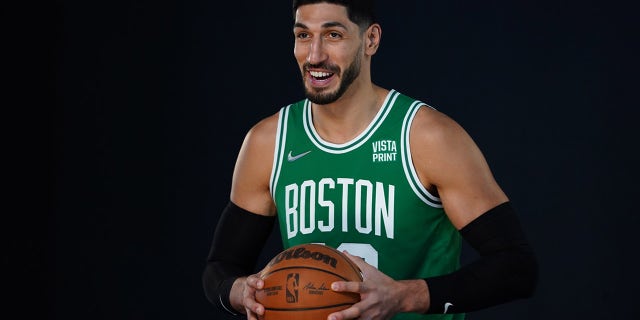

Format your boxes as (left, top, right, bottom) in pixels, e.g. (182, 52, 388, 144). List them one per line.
(255, 243, 362, 320)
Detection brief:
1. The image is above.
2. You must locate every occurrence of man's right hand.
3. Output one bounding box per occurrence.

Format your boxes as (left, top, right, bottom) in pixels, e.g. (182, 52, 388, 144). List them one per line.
(231, 275, 265, 320)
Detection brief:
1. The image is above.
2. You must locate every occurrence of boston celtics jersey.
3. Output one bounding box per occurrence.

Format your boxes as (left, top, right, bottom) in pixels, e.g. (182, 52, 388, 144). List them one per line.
(269, 90, 463, 320)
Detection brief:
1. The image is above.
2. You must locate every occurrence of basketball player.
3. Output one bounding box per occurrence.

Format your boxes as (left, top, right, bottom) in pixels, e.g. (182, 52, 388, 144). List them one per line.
(203, 1, 538, 319)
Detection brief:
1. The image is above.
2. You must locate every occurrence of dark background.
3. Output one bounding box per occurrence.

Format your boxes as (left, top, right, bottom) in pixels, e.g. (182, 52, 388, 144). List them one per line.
(45, 0, 638, 319)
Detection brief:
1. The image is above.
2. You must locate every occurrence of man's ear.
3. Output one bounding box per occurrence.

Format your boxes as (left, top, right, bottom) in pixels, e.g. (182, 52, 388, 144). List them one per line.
(365, 23, 382, 55)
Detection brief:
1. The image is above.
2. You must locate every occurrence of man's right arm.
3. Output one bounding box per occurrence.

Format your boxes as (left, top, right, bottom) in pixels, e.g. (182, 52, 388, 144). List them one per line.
(202, 113, 280, 316)
(229, 114, 280, 216)
(202, 202, 275, 315)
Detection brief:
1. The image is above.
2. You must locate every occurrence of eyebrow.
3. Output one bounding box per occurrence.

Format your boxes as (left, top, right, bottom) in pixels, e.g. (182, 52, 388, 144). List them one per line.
(293, 21, 349, 30)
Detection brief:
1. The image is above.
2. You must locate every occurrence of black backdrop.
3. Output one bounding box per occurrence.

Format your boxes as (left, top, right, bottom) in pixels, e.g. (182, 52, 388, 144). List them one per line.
(49, 0, 639, 319)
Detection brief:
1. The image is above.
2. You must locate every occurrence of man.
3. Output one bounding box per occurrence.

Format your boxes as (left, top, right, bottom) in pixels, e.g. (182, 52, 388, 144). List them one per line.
(203, 1, 538, 319)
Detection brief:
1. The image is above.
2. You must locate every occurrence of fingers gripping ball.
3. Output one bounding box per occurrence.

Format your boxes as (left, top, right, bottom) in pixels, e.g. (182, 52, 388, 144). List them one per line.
(256, 243, 363, 320)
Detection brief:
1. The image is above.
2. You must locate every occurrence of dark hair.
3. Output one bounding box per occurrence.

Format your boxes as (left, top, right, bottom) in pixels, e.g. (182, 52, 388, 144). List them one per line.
(292, 0, 376, 30)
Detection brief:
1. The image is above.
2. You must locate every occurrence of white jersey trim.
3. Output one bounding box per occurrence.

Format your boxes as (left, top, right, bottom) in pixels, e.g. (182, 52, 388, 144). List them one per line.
(401, 102, 443, 208)
(269, 105, 290, 200)
(303, 90, 400, 154)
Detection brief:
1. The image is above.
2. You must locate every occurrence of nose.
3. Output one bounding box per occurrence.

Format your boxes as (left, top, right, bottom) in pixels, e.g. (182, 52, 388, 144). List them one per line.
(306, 37, 327, 65)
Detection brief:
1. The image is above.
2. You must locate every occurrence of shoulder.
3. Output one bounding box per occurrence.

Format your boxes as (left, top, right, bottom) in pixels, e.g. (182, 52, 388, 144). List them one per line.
(408, 105, 483, 188)
(410, 105, 471, 147)
(244, 111, 281, 147)
(230, 111, 282, 215)
(409, 105, 508, 227)
(235, 111, 281, 169)
(243, 100, 304, 143)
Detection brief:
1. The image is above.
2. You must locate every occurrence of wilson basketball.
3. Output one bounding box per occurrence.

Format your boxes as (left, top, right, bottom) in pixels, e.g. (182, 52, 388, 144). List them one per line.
(255, 243, 362, 320)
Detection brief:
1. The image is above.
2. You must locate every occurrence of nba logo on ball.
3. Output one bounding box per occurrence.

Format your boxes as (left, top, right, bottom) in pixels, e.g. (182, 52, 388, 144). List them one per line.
(256, 243, 363, 320)
(286, 273, 299, 303)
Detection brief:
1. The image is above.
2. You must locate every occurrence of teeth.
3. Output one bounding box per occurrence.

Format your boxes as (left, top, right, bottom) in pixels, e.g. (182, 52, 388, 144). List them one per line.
(310, 71, 332, 78)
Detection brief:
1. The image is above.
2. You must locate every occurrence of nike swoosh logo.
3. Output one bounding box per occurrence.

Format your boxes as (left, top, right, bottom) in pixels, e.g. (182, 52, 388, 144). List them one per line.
(444, 302, 454, 314)
(287, 150, 311, 162)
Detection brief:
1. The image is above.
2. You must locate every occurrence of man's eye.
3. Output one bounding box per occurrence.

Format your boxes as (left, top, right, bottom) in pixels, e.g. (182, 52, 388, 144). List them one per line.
(296, 33, 310, 39)
(328, 32, 341, 38)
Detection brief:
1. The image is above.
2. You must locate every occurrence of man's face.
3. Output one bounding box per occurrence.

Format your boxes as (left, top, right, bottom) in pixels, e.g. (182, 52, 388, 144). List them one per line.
(293, 3, 365, 105)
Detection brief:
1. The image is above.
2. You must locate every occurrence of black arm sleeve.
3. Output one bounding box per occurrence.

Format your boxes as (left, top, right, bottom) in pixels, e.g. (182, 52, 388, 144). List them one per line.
(425, 201, 538, 314)
(202, 201, 276, 315)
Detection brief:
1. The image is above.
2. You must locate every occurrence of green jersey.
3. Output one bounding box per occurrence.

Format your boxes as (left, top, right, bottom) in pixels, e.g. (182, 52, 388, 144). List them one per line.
(269, 90, 463, 320)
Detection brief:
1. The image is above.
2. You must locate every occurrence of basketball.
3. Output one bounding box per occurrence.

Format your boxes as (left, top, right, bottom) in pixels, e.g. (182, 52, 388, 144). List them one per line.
(255, 243, 362, 320)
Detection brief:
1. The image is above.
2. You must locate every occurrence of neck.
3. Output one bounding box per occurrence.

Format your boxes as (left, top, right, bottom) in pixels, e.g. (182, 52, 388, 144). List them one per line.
(310, 83, 387, 144)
